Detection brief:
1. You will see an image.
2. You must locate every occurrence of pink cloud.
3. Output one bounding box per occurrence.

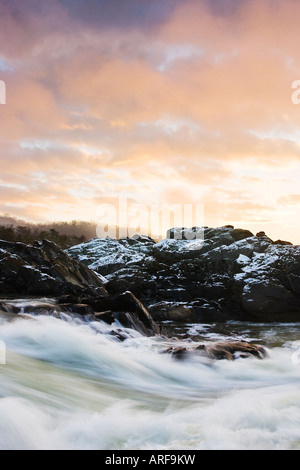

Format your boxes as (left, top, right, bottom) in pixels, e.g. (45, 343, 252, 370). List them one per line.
(0, 0, 300, 242)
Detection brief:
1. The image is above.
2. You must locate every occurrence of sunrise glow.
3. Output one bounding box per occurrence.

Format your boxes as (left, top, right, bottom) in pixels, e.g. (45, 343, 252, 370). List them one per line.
(0, 0, 300, 243)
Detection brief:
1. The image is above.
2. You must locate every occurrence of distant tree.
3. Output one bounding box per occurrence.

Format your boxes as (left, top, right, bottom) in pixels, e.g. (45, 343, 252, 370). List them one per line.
(0, 216, 94, 248)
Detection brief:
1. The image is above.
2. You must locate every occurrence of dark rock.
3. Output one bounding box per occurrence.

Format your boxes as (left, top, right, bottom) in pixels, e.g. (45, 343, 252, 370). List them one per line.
(66, 227, 300, 323)
(164, 341, 268, 361)
(230, 228, 254, 241)
(113, 311, 152, 337)
(167, 227, 205, 241)
(191, 303, 233, 323)
(3, 224, 300, 335)
(59, 303, 95, 316)
(0, 239, 162, 337)
(0, 301, 95, 318)
(87, 291, 161, 336)
(132, 234, 156, 243)
(94, 310, 115, 324)
(164, 346, 191, 359)
(0, 238, 109, 297)
(109, 329, 129, 342)
(0, 301, 20, 314)
(203, 341, 268, 360)
(273, 239, 293, 246)
(148, 301, 198, 322)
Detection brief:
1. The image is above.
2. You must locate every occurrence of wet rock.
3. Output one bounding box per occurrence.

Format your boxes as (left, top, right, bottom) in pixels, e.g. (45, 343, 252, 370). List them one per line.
(0, 239, 108, 297)
(164, 346, 191, 359)
(108, 329, 129, 342)
(86, 291, 161, 336)
(0, 301, 20, 315)
(165, 341, 268, 361)
(148, 301, 198, 322)
(0, 301, 95, 318)
(59, 303, 95, 316)
(203, 341, 268, 360)
(94, 310, 115, 324)
(0, 292, 161, 338)
(0, 239, 162, 337)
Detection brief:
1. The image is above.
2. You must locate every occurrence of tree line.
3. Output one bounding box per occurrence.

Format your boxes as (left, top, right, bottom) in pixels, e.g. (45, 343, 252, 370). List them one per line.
(0, 219, 98, 249)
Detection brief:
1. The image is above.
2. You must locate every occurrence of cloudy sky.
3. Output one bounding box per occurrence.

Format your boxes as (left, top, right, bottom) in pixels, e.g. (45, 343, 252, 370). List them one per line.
(0, 0, 300, 242)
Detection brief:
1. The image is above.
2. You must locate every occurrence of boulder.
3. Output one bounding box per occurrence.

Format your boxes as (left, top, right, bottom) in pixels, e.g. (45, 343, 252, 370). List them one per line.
(230, 228, 254, 241)
(165, 341, 269, 361)
(273, 239, 293, 246)
(85, 291, 161, 336)
(148, 301, 198, 322)
(0, 239, 108, 297)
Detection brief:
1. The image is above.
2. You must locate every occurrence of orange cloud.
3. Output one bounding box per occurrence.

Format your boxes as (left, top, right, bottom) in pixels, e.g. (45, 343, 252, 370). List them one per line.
(0, 0, 300, 242)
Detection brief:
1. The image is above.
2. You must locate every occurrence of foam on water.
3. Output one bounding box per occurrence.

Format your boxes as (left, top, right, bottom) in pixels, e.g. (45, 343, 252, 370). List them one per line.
(1, 314, 300, 450)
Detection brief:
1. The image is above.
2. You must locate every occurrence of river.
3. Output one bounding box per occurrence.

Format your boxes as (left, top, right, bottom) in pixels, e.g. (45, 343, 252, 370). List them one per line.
(1, 303, 300, 450)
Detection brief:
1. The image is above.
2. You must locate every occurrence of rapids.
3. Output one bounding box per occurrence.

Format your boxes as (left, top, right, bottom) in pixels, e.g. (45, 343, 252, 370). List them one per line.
(0, 309, 300, 450)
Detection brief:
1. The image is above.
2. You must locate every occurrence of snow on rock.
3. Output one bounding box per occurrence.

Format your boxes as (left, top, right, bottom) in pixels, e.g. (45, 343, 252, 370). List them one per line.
(66, 227, 300, 322)
(67, 237, 154, 275)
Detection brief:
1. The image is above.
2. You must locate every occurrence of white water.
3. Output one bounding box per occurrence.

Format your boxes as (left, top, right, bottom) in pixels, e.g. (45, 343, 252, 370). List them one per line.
(1, 312, 300, 450)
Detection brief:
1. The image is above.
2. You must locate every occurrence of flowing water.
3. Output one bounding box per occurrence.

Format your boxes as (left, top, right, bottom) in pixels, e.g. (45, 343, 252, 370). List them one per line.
(1, 302, 300, 450)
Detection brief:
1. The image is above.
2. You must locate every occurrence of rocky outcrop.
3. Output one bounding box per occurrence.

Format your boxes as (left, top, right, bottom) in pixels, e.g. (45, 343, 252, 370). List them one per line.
(67, 226, 300, 323)
(0, 238, 108, 297)
(0, 233, 280, 359)
(0, 238, 161, 336)
(2, 224, 300, 329)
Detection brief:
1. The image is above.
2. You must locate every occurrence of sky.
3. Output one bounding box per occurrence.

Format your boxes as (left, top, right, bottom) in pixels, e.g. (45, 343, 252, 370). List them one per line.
(0, 0, 300, 242)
